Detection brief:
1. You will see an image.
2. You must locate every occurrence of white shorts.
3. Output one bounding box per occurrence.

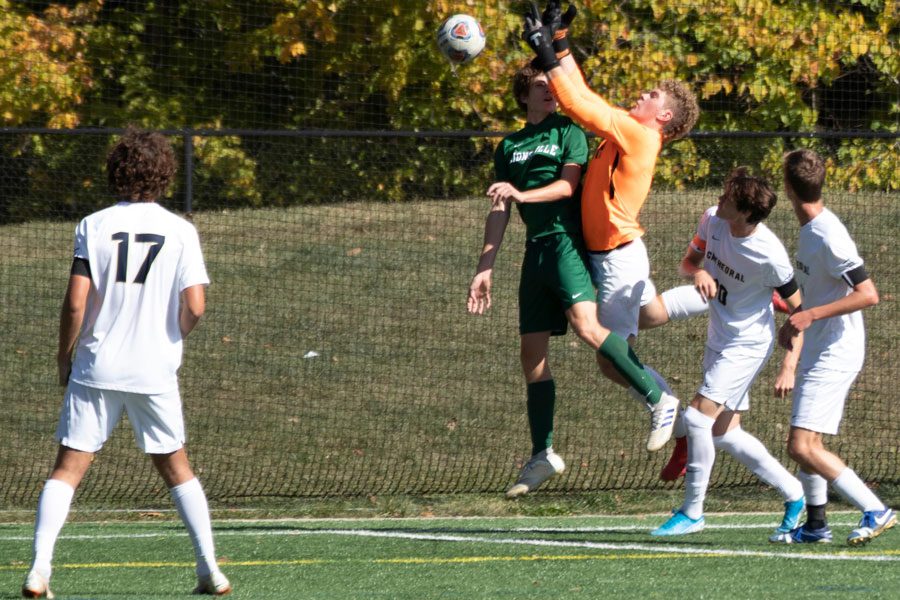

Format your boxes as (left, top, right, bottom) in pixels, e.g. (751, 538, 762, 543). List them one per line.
(697, 344, 771, 411)
(56, 381, 186, 454)
(588, 237, 657, 339)
(791, 366, 858, 435)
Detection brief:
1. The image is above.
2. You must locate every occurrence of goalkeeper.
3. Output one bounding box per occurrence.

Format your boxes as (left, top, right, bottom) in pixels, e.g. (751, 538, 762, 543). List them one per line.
(521, 1, 701, 443)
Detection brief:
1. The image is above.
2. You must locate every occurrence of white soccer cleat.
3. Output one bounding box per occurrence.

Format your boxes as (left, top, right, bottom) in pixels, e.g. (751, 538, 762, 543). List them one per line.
(505, 449, 566, 498)
(647, 393, 679, 451)
(193, 571, 232, 596)
(21, 569, 54, 599)
(847, 508, 896, 546)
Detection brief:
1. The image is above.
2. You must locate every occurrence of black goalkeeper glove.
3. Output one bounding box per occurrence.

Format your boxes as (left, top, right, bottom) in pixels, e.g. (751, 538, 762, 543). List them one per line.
(522, 2, 559, 71)
(541, 1, 578, 57)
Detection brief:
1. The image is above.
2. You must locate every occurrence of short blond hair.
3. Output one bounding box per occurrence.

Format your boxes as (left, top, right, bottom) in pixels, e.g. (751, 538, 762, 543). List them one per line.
(659, 80, 699, 142)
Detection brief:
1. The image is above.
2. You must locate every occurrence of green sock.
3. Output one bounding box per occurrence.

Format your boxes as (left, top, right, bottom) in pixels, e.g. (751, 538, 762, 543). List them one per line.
(598, 333, 663, 405)
(526, 379, 555, 456)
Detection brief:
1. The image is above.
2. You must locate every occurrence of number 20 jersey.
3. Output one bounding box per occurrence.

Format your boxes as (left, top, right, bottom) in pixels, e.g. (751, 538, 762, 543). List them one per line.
(70, 202, 210, 394)
(695, 206, 794, 356)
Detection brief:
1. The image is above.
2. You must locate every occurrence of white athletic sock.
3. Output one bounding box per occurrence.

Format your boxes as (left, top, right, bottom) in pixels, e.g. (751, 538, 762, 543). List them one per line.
(713, 427, 803, 502)
(680, 407, 716, 520)
(831, 468, 885, 513)
(672, 406, 687, 439)
(628, 365, 672, 410)
(798, 470, 829, 506)
(31, 479, 75, 577)
(170, 478, 219, 577)
(662, 285, 709, 321)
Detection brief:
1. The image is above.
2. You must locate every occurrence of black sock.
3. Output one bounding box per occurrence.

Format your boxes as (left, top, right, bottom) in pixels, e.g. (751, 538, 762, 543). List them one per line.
(806, 503, 828, 529)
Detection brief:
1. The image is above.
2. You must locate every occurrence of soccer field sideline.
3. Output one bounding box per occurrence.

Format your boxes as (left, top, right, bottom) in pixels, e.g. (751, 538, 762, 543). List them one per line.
(2, 513, 898, 599)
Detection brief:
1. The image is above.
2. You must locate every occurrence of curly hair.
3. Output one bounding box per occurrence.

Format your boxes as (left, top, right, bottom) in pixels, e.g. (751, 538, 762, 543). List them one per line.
(658, 79, 699, 142)
(107, 127, 177, 202)
(783, 149, 825, 203)
(723, 167, 777, 225)
(512, 63, 546, 111)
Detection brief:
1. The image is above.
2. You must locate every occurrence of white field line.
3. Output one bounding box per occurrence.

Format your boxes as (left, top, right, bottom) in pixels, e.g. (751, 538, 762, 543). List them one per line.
(1, 524, 896, 563)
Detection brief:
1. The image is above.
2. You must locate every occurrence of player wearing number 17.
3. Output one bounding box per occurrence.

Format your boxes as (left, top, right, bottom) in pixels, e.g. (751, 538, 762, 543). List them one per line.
(21, 128, 231, 598)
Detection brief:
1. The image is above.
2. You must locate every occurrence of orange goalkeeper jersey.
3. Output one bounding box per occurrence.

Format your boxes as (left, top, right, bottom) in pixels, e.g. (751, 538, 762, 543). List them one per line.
(550, 69, 662, 252)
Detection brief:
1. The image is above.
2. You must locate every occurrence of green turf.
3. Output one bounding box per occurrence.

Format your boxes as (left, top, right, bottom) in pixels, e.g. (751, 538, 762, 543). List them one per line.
(1, 513, 898, 599)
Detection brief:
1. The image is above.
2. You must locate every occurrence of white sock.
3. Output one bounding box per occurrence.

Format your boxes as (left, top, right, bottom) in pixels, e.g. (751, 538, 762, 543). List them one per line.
(170, 478, 219, 577)
(680, 407, 716, 520)
(662, 285, 709, 321)
(831, 468, 885, 513)
(713, 427, 803, 502)
(31, 479, 75, 577)
(798, 470, 829, 506)
(673, 407, 687, 439)
(628, 365, 672, 410)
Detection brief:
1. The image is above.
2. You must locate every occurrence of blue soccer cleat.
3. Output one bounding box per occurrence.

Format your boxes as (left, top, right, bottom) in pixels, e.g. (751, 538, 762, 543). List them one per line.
(769, 522, 832, 544)
(651, 510, 705, 536)
(847, 508, 896, 546)
(775, 496, 805, 534)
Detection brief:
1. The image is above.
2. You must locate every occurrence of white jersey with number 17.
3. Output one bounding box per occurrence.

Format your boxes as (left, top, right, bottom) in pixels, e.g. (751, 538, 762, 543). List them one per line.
(69, 202, 210, 394)
(696, 207, 794, 355)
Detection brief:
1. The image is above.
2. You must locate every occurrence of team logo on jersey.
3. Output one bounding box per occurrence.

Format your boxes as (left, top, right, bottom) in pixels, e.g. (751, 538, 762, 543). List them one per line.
(510, 144, 561, 164)
(706, 250, 745, 282)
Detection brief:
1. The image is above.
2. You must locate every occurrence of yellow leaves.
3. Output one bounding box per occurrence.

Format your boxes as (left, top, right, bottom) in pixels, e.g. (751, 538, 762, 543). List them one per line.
(0, 1, 94, 126)
(701, 79, 733, 98)
(279, 41, 307, 62)
(48, 112, 79, 128)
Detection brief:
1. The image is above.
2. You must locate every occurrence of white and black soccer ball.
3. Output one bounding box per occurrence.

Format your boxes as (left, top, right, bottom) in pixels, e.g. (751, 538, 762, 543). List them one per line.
(436, 14, 486, 65)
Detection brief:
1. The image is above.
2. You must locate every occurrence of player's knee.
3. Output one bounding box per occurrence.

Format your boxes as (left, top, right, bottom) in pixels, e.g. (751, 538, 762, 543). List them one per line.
(787, 437, 814, 464)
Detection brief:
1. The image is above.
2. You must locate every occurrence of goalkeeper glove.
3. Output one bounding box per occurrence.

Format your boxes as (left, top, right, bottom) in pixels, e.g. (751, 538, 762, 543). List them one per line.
(522, 2, 559, 71)
(541, 1, 578, 57)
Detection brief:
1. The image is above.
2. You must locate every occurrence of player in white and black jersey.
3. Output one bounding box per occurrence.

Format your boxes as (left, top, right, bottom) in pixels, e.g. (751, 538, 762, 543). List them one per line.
(770, 149, 895, 546)
(22, 129, 231, 598)
(652, 168, 806, 537)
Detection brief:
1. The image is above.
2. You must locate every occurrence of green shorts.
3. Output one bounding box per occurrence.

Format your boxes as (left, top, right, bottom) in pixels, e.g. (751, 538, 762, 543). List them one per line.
(519, 233, 596, 336)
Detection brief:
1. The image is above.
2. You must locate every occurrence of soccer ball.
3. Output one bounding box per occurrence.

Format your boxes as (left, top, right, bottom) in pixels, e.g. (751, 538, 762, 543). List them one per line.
(436, 14, 486, 65)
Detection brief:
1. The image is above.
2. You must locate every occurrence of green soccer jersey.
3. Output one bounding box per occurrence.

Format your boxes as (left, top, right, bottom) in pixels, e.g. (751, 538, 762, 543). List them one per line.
(493, 113, 589, 240)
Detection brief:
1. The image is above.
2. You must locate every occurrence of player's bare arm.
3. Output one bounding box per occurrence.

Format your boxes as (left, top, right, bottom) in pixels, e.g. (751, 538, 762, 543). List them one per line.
(180, 284, 206, 338)
(489, 164, 581, 205)
(468, 200, 512, 315)
(774, 289, 803, 397)
(783, 277, 878, 340)
(57, 273, 91, 386)
(678, 245, 716, 299)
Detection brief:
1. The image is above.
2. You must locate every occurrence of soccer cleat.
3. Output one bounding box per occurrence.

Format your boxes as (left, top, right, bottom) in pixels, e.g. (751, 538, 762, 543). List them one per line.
(651, 510, 705, 536)
(775, 496, 806, 534)
(659, 436, 688, 481)
(193, 571, 232, 596)
(769, 522, 832, 544)
(647, 393, 679, 451)
(847, 508, 896, 546)
(505, 449, 565, 498)
(21, 570, 54, 599)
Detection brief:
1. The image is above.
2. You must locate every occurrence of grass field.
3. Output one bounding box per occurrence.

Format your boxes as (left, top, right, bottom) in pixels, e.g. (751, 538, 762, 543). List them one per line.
(1, 190, 897, 507)
(1, 511, 898, 599)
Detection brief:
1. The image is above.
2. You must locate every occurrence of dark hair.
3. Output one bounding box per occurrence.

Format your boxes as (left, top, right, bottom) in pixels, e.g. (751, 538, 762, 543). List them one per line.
(107, 127, 177, 201)
(723, 167, 777, 224)
(783, 149, 825, 202)
(512, 63, 545, 111)
(658, 79, 699, 142)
